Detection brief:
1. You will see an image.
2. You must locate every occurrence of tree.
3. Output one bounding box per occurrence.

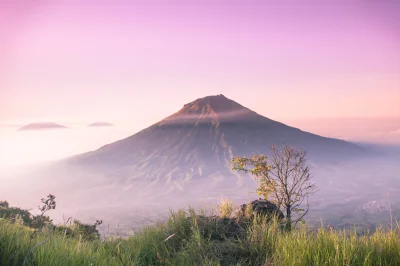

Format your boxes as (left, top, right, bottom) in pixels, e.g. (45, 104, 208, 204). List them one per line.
(31, 194, 56, 231)
(232, 144, 317, 230)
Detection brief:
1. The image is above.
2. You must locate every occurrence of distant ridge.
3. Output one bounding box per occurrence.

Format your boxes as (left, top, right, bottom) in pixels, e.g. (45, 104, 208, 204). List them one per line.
(17, 122, 67, 131)
(88, 122, 114, 127)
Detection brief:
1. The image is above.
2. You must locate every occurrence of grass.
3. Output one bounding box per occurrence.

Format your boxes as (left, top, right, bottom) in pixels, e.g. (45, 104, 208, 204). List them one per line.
(216, 198, 235, 218)
(1, 208, 400, 266)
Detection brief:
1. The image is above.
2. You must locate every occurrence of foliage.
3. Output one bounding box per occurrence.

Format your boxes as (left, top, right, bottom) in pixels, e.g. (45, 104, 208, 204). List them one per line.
(0, 202, 33, 226)
(0, 195, 101, 242)
(59, 220, 103, 241)
(0, 195, 56, 231)
(29, 194, 56, 240)
(232, 144, 318, 230)
(0, 201, 9, 208)
(1, 206, 400, 266)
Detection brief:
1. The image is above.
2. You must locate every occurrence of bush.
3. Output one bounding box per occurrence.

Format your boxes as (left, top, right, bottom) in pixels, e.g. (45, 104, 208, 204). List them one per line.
(0, 204, 33, 226)
(53, 221, 102, 241)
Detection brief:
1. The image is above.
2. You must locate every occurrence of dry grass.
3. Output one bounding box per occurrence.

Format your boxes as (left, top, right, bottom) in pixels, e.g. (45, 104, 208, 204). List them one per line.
(216, 198, 235, 218)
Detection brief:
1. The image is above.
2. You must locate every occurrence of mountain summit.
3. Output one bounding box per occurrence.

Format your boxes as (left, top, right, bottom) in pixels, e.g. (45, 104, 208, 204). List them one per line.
(160, 94, 261, 126)
(177, 94, 249, 116)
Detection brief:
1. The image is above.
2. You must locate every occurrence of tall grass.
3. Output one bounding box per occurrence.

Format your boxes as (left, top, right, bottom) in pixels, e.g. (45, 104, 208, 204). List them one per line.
(1, 209, 400, 266)
(216, 198, 235, 218)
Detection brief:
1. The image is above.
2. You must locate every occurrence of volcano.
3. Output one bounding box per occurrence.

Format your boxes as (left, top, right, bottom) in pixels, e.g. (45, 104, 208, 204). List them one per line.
(63, 95, 365, 196)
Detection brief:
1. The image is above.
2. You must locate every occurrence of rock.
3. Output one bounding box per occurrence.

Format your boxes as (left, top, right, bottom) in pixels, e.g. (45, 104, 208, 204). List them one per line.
(238, 199, 284, 220)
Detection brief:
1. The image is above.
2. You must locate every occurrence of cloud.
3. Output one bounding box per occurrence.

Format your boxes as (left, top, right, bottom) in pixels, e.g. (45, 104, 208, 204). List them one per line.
(389, 129, 400, 135)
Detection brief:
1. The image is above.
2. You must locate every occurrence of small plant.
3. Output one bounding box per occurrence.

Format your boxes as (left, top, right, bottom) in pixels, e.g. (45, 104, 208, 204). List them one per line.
(244, 203, 253, 219)
(30, 194, 56, 238)
(217, 198, 235, 218)
(33, 194, 56, 229)
(14, 214, 25, 226)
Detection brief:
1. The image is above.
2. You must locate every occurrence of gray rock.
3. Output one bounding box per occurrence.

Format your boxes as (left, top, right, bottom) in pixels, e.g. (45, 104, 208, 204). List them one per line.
(238, 199, 284, 220)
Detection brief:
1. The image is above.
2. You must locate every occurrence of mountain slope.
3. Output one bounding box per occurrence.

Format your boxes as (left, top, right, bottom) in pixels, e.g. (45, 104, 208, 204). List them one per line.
(66, 95, 365, 195)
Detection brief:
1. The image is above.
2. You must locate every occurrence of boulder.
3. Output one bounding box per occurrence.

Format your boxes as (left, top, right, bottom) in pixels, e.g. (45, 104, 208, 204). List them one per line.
(237, 199, 284, 220)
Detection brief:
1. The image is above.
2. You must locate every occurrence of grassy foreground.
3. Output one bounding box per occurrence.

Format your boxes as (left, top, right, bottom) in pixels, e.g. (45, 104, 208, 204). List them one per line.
(1, 208, 400, 266)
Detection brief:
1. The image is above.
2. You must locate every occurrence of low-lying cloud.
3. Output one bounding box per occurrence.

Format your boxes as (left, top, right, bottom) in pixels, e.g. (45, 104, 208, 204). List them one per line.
(1, 143, 400, 236)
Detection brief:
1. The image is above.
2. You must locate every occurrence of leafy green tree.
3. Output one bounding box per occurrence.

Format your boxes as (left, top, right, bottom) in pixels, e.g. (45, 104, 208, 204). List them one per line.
(232, 144, 317, 230)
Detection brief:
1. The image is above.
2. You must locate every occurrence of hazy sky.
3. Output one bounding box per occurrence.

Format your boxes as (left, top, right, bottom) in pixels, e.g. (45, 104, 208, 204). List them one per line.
(1, 0, 399, 128)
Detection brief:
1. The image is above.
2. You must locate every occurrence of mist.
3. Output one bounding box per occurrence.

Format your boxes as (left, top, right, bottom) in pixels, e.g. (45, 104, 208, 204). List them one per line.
(0, 123, 400, 235)
(1, 135, 400, 236)
(0, 126, 133, 169)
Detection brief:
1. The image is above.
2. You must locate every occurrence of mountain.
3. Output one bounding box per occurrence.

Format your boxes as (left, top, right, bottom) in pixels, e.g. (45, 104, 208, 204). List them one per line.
(17, 122, 67, 131)
(64, 95, 366, 197)
(88, 122, 114, 127)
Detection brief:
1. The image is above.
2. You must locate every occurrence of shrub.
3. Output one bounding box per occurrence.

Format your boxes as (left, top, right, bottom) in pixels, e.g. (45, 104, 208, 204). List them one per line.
(0, 205, 33, 226)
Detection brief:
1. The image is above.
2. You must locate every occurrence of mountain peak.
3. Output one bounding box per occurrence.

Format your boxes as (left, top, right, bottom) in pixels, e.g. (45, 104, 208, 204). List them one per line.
(178, 94, 249, 113)
(160, 94, 253, 125)
(183, 94, 226, 104)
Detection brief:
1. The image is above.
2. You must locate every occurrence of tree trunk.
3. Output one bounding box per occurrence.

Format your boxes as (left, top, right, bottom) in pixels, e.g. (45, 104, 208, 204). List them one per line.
(286, 205, 291, 231)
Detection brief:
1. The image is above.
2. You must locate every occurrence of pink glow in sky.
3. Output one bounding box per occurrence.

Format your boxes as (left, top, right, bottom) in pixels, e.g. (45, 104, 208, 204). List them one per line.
(1, 0, 399, 128)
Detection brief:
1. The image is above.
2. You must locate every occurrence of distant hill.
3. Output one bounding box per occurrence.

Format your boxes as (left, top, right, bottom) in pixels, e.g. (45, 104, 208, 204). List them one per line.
(87, 122, 114, 127)
(17, 122, 67, 131)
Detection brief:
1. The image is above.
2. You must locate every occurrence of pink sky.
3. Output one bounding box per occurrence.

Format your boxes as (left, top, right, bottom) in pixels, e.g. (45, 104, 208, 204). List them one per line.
(1, 0, 399, 129)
